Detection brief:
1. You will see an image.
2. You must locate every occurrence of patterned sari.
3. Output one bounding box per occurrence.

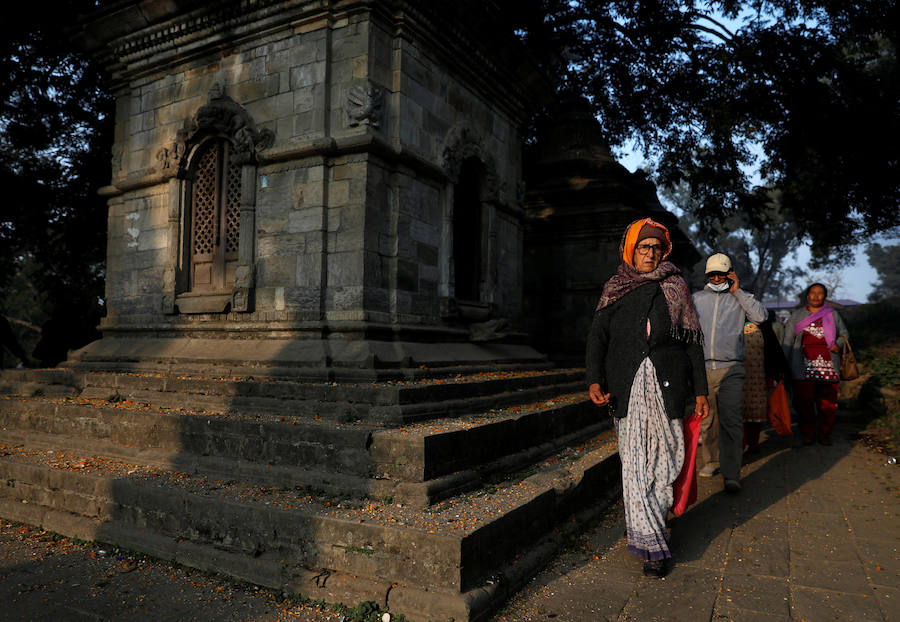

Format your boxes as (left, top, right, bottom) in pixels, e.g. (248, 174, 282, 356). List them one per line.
(616, 357, 685, 561)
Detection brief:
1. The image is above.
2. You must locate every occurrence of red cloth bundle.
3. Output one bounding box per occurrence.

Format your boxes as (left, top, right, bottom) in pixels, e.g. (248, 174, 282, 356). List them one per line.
(767, 381, 793, 436)
(672, 412, 700, 516)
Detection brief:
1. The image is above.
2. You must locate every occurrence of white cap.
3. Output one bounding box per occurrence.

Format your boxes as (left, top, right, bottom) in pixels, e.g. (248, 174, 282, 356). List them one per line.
(705, 253, 731, 274)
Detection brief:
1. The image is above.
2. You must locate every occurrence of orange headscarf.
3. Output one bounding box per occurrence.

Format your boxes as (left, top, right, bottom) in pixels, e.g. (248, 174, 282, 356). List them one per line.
(621, 218, 672, 268)
(596, 217, 702, 344)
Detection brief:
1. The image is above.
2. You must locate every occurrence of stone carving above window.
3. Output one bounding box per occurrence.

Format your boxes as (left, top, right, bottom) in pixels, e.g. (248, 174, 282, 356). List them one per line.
(442, 126, 499, 202)
(155, 139, 185, 171)
(176, 84, 274, 173)
(345, 82, 384, 129)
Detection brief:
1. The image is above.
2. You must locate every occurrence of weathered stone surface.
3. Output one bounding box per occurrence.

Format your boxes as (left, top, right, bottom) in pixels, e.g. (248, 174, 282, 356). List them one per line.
(0, 429, 619, 621)
(75, 1, 541, 367)
(0, 352, 627, 622)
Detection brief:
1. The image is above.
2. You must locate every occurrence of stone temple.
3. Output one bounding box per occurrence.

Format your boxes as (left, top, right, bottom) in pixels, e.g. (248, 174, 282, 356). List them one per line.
(70, 0, 547, 378)
(0, 2, 694, 621)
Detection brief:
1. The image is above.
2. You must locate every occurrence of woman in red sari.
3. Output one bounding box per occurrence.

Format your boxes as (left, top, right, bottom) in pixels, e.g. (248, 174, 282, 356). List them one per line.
(782, 283, 850, 445)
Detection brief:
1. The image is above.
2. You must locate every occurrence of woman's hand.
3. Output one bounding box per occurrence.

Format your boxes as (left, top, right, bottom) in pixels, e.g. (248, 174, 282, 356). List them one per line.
(830, 344, 840, 353)
(695, 395, 710, 419)
(589, 383, 611, 407)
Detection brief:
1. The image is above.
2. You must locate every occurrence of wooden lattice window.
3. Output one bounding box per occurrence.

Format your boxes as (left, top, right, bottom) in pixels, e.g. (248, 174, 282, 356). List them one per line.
(189, 139, 241, 293)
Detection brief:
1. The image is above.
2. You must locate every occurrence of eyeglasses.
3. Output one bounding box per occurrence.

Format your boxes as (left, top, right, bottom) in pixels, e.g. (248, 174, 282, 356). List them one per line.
(635, 243, 665, 256)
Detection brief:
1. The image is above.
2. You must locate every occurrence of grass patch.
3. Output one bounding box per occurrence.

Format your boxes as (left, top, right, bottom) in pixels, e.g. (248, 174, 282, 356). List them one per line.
(843, 300, 900, 455)
(867, 351, 900, 388)
(859, 381, 900, 455)
(842, 296, 900, 355)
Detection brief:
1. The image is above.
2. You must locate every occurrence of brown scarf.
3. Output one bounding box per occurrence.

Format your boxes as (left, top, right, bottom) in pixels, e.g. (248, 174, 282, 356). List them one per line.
(596, 219, 703, 345)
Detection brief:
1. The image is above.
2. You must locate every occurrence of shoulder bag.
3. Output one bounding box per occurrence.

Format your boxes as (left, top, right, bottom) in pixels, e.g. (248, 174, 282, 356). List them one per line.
(840, 339, 860, 381)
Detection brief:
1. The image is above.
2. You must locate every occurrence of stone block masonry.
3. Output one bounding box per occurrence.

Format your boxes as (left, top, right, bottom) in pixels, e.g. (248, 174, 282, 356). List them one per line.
(76, 0, 539, 368)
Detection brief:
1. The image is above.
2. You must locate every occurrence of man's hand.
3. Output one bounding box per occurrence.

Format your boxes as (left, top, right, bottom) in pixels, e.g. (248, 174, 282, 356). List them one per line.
(695, 395, 710, 419)
(589, 383, 611, 407)
(728, 271, 740, 293)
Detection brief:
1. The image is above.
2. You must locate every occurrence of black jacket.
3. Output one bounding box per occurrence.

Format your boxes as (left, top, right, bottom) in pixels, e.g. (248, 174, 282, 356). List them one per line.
(586, 282, 707, 419)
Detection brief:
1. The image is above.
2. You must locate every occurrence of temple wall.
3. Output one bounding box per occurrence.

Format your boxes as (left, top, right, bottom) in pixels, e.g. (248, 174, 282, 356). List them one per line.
(97, 3, 527, 338)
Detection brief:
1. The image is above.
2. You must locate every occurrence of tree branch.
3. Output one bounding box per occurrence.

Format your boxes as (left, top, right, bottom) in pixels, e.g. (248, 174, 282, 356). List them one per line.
(4, 316, 41, 333)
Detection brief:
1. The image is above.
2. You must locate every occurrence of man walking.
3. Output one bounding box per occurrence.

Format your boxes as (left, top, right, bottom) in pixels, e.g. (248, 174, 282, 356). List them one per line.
(692, 253, 767, 492)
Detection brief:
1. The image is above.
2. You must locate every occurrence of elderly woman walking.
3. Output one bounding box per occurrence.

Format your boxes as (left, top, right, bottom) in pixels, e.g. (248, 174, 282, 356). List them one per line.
(586, 218, 709, 577)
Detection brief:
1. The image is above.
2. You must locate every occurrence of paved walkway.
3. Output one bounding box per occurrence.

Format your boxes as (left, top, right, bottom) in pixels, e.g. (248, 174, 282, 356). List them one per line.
(492, 416, 900, 621)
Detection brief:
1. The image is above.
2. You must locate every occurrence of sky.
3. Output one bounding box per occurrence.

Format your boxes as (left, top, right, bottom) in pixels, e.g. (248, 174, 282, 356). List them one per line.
(615, 149, 886, 304)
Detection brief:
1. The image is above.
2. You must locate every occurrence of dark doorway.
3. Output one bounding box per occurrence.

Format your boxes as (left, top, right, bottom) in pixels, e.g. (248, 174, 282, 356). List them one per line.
(453, 158, 484, 301)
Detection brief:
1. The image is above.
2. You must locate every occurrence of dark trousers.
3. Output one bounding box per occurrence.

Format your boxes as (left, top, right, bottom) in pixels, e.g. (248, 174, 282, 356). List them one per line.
(793, 380, 839, 442)
(699, 364, 745, 481)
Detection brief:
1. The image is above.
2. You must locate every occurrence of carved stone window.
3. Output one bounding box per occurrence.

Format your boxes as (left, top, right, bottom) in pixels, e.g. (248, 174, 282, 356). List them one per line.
(189, 139, 241, 293)
(165, 84, 273, 315)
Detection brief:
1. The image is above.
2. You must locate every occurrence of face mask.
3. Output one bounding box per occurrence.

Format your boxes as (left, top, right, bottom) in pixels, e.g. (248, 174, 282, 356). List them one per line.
(708, 282, 730, 292)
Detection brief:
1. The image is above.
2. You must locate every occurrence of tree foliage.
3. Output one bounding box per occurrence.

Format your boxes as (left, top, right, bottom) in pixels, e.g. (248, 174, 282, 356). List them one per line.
(865, 243, 900, 301)
(0, 1, 112, 363)
(518, 0, 899, 264)
(664, 183, 807, 299)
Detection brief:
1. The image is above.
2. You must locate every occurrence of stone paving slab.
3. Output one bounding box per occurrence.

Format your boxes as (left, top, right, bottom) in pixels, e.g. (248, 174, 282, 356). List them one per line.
(718, 572, 792, 617)
(792, 585, 886, 621)
(491, 418, 900, 622)
(873, 585, 900, 620)
(856, 538, 900, 589)
(618, 564, 720, 622)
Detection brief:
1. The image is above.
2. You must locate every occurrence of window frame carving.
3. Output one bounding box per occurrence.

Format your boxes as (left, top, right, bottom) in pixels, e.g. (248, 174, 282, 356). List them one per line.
(162, 84, 273, 315)
(440, 127, 500, 320)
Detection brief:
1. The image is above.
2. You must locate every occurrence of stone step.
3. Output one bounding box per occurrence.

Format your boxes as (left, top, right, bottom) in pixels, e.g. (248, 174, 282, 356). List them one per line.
(0, 368, 586, 424)
(0, 395, 376, 492)
(0, 398, 377, 499)
(63, 337, 554, 379)
(369, 379, 588, 425)
(0, 429, 621, 622)
(64, 355, 552, 383)
(0, 392, 604, 506)
(0, 371, 79, 400)
(372, 395, 609, 505)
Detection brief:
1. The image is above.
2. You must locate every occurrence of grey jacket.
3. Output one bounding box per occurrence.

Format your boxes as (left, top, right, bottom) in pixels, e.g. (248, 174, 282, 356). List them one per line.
(781, 306, 849, 381)
(692, 286, 768, 369)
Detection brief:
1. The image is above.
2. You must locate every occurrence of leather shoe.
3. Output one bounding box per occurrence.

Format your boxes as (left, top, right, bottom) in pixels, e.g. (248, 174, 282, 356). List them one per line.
(724, 479, 742, 493)
(642, 559, 670, 578)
